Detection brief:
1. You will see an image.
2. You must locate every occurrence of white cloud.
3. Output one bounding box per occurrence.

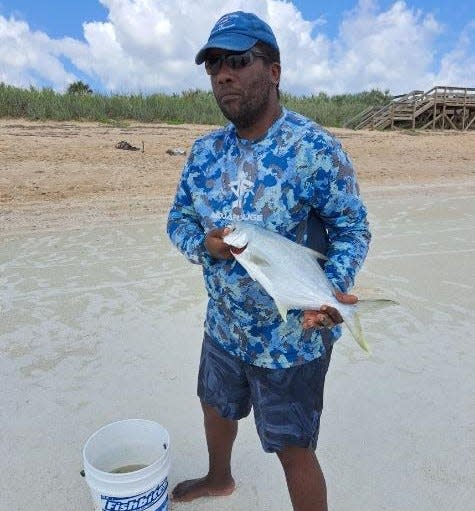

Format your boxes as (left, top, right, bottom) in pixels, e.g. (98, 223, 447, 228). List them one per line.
(326, 0, 443, 93)
(434, 21, 475, 87)
(0, 1, 473, 95)
(0, 15, 83, 89)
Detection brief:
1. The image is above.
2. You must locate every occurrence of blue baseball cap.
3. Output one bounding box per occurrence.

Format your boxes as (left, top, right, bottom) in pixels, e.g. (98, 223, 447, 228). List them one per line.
(195, 11, 279, 65)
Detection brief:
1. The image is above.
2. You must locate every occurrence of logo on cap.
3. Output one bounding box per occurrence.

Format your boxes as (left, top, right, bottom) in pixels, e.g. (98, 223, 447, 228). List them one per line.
(214, 14, 238, 32)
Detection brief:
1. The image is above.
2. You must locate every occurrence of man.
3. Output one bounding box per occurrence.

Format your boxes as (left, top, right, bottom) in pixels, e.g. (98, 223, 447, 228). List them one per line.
(167, 11, 370, 511)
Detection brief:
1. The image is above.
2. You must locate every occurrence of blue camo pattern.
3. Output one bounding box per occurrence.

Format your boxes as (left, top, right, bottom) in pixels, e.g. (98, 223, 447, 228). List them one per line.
(167, 108, 371, 369)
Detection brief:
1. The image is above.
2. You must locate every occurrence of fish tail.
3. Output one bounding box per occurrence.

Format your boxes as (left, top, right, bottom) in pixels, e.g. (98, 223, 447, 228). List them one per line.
(356, 298, 398, 315)
(276, 301, 288, 321)
(342, 311, 370, 353)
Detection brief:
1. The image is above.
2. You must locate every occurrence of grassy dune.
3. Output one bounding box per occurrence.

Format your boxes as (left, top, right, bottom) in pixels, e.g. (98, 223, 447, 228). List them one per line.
(0, 83, 390, 127)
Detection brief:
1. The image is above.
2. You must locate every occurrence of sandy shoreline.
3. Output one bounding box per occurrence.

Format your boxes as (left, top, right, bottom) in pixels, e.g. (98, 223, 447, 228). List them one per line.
(1, 119, 475, 233)
(1, 120, 475, 510)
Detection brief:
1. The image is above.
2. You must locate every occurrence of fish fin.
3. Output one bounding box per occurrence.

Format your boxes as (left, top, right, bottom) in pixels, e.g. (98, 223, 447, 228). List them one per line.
(342, 311, 370, 353)
(249, 253, 271, 267)
(275, 301, 288, 321)
(356, 299, 398, 315)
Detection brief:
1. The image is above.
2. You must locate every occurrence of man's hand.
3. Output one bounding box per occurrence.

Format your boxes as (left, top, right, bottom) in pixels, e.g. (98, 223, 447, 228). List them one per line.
(205, 227, 246, 260)
(303, 291, 358, 329)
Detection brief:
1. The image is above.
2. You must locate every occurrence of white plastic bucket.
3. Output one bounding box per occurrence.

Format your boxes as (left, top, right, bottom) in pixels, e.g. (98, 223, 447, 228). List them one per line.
(83, 419, 170, 511)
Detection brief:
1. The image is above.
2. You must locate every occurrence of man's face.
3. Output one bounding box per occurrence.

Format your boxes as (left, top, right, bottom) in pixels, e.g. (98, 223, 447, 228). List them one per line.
(206, 49, 280, 130)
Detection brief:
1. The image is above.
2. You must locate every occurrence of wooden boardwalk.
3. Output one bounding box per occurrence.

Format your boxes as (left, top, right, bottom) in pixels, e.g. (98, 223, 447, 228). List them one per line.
(345, 86, 475, 130)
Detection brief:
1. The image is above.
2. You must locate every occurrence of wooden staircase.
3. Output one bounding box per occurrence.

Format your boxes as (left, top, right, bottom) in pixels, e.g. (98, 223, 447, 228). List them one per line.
(345, 86, 475, 130)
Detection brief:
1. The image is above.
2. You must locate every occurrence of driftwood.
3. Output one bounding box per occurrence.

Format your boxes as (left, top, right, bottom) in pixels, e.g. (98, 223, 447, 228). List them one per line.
(115, 140, 140, 151)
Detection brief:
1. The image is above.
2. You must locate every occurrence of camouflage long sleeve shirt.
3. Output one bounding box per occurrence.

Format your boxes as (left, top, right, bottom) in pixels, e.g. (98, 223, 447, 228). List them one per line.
(167, 109, 371, 368)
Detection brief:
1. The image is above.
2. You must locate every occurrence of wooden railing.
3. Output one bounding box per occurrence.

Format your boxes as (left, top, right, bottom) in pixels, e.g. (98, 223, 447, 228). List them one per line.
(345, 86, 475, 130)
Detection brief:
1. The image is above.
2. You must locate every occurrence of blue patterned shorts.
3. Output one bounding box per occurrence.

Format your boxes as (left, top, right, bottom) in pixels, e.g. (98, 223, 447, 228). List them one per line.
(197, 333, 333, 453)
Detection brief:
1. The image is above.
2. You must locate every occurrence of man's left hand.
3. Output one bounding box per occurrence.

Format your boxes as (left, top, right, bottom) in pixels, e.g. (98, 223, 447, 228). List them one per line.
(302, 291, 358, 329)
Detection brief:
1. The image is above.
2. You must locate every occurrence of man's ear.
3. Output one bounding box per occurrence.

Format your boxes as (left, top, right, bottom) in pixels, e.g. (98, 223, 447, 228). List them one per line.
(270, 62, 281, 85)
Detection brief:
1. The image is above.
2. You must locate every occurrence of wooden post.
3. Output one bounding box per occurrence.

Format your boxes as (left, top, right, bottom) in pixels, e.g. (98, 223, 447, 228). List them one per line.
(432, 88, 438, 129)
(412, 94, 417, 129)
(463, 88, 467, 130)
(441, 87, 447, 130)
(466, 112, 475, 130)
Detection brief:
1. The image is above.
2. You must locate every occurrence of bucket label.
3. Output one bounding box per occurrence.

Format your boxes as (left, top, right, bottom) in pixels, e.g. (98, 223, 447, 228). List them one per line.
(101, 479, 168, 511)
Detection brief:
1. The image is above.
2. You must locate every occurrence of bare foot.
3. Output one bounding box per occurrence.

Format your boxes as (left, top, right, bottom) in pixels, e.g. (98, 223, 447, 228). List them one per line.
(172, 475, 235, 502)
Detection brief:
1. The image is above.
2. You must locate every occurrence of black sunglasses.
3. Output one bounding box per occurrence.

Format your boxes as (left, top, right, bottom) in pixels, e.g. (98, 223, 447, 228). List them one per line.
(204, 50, 267, 76)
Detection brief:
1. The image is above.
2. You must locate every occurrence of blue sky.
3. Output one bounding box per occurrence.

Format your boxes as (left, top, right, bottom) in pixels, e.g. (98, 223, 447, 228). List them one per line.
(1, 0, 474, 95)
(3, 0, 473, 45)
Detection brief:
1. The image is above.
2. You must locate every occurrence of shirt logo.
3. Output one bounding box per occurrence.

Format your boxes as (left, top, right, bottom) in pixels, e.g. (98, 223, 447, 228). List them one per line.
(211, 211, 263, 222)
(210, 177, 263, 222)
(230, 177, 254, 212)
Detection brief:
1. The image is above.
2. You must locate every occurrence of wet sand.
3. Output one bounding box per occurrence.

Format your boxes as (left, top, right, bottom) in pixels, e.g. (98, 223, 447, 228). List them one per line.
(1, 121, 475, 510)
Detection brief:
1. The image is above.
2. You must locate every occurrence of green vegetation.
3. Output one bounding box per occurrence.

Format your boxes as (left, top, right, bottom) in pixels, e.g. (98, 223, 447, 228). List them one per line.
(281, 90, 391, 127)
(0, 83, 391, 127)
(66, 80, 93, 95)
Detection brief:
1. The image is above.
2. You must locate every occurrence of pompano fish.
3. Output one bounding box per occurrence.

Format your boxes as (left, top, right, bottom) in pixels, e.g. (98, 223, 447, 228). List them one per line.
(223, 221, 394, 353)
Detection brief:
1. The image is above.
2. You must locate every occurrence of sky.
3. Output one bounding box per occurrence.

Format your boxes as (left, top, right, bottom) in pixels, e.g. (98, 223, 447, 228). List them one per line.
(0, 0, 474, 95)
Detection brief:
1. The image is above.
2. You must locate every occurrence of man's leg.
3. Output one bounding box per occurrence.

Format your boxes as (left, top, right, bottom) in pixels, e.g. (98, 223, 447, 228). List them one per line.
(172, 402, 238, 501)
(248, 339, 333, 511)
(173, 334, 251, 501)
(277, 446, 327, 511)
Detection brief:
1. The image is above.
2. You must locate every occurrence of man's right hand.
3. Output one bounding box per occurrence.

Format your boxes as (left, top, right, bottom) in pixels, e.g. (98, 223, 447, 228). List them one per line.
(205, 227, 246, 260)
(205, 227, 234, 260)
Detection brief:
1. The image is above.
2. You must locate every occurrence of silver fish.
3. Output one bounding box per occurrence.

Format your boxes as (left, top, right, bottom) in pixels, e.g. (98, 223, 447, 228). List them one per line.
(224, 222, 393, 353)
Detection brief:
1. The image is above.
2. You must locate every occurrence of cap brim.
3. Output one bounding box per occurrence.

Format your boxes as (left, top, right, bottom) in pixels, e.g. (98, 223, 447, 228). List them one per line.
(195, 33, 258, 64)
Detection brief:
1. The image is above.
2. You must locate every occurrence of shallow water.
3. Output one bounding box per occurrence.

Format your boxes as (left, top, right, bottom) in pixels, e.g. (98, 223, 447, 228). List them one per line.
(1, 186, 474, 510)
(111, 464, 148, 474)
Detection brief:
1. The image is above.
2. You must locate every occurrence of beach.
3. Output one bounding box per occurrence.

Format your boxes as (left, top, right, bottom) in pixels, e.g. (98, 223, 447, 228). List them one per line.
(1, 119, 475, 233)
(1, 121, 475, 510)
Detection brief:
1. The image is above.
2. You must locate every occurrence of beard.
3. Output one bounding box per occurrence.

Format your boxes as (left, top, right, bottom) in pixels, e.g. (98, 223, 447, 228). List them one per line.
(213, 73, 274, 130)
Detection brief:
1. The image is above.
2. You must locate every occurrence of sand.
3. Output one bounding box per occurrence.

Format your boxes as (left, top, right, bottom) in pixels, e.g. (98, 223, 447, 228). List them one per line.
(1, 120, 475, 511)
(1, 119, 475, 233)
